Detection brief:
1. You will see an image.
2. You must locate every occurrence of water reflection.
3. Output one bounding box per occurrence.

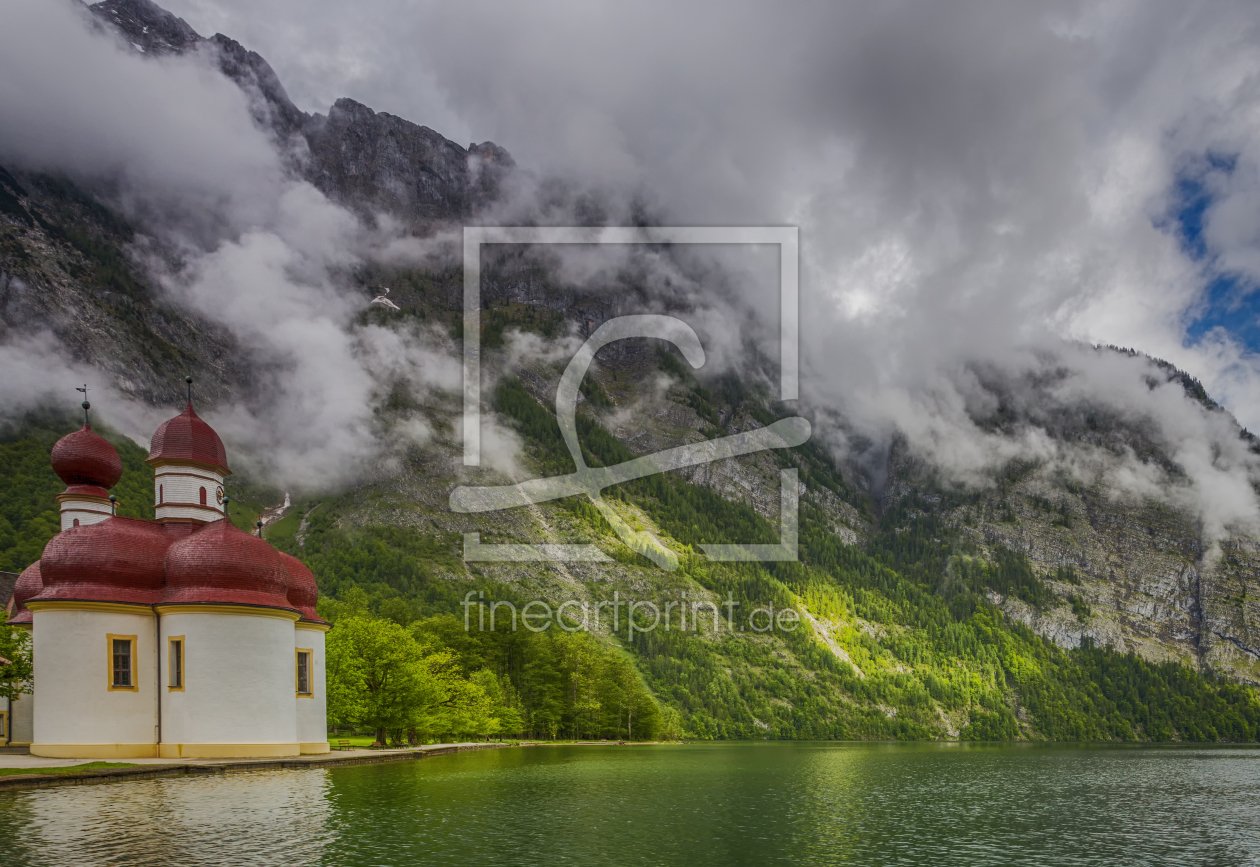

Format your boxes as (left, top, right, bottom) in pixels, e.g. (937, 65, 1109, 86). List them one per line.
(0, 744, 1258, 866)
(0, 769, 334, 867)
(790, 742, 868, 863)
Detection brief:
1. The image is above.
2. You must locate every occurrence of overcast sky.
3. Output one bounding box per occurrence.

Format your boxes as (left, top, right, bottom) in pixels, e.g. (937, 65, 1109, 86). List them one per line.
(157, 0, 1260, 422)
(5, 0, 1260, 529)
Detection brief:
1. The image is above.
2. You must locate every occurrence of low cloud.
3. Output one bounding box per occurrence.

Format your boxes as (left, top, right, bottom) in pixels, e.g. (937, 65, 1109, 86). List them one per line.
(0, 0, 284, 235)
(0, 2, 453, 492)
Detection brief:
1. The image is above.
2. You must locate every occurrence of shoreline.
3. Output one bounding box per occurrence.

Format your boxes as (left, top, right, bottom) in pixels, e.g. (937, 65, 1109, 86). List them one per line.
(4, 739, 1241, 791)
(0, 743, 510, 792)
(0, 740, 683, 791)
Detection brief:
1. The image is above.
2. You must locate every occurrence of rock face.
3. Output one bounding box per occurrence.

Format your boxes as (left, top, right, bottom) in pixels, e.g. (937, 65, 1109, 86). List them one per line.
(304, 99, 514, 224)
(0, 0, 517, 402)
(208, 33, 308, 142)
(88, 0, 514, 227)
(882, 434, 1260, 685)
(0, 167, 243, 405)
(90, 0, 201, 56)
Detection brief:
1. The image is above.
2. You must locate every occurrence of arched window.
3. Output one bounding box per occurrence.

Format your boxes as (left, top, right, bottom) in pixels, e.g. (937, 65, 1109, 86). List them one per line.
(199, 487, 207, 506)
(73, 518, 80, 527)
(159, 484, 164, 504)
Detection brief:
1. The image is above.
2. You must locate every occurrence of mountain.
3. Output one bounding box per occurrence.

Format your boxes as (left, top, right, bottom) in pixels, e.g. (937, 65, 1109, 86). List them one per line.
(882, 426, 1260, 683)
(90, 0, 514, 227)
(1, 0, 1258, 742)
(0, 162, 245, 405)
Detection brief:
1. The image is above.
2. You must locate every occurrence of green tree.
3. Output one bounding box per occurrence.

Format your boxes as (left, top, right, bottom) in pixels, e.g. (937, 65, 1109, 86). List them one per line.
(476, 669, 525, 739)
(0, 627, 33, 701)
(325, 613, 503, 745)
(325, 615, 443, 744)
(407, 628, 498, 742)
(419, 666, 499, 741)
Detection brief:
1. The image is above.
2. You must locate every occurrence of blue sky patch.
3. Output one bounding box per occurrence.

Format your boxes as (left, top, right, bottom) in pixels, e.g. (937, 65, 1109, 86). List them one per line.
(1172, 153, 1260, 351)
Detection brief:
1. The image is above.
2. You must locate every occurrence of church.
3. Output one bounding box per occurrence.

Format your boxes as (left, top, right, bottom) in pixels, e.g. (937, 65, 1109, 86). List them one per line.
(3, 386, 329, 759)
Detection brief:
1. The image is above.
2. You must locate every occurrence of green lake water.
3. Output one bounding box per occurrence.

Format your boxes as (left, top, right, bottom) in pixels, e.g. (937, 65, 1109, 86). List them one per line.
(1, 742, 1259, 866)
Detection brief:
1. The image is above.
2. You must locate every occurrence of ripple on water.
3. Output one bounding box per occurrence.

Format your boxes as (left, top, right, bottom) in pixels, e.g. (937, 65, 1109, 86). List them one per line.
(0, 744, 1257, 867)
(0, 769, 336, 867)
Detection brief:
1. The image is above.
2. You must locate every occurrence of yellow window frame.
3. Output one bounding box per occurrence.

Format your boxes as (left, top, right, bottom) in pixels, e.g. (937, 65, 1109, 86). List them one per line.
(107, 634, 139, 692)
(168, 635, 185, 691)
(296, 648, 314, 697)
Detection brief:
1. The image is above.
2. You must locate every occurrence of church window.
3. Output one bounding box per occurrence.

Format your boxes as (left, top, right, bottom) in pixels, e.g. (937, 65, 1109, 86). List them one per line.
(199, 487, 207, 506)
(73, 518, 79, 527)
(108, 635, 137, 691)
(159, 484, 164, 504)
(168, 637, 185, 690)
(113, 640, 131, 686)
(296, 650, 313, 697)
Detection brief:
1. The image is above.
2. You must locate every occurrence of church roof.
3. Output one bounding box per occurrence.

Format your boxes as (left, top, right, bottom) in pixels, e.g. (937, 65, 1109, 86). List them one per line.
(147, 403, 231, 475)
(8, 392, 321, 622)
(36, 518, 172, 605)
(51, 424, 123, 493)
(163, 519, 294, 610)
(20, 517, 307, 615)
(7, 562, 42, 625)
(280, 553, 327, 624)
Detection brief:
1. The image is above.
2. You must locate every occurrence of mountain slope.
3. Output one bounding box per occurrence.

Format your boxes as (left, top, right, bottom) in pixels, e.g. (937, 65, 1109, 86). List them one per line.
(0, 164, 244, 404)
(1, 0, 1259, 741)
(90, 0, 513, 227)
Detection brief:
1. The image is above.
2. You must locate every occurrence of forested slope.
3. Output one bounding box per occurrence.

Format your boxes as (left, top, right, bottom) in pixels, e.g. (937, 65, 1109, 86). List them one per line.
(4, 399, 1257, 743)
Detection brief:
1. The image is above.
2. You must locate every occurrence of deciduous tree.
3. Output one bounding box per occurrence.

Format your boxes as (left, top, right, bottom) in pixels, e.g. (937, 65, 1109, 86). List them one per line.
(0, 627, 32, 701)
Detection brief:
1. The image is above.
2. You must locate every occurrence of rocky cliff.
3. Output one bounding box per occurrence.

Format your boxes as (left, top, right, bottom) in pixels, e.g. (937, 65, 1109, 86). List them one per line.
(0, 164, 244, 405)
(90, 0, 514, 226)
(0, 0, 516, 403)
(879, 373, 1260, 685)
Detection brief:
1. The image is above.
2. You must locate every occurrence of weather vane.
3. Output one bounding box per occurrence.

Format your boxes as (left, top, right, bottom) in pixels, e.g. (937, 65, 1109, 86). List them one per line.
(75, 384, 90, 425)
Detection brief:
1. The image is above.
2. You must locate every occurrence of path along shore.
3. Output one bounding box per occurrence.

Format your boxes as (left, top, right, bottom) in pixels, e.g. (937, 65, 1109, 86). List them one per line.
(0, 743, 509, 791)
(0, 741, 675, 791)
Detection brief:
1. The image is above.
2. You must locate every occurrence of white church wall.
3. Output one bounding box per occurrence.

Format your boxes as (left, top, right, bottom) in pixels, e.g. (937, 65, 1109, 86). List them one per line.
(158, 608, 299, 758)
(7, 624, 33, 745)
(29, 606, 158, 758)
(57, 497, 112, 531)
(153, 465, 225, 524)
(295, 624, 329, 753)
(10, 693, 33, 745)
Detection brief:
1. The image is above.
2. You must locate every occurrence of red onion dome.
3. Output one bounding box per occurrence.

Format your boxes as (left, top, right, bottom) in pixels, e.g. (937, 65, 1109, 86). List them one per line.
(148, 403, 231, 475)
(6, 561, 42, 625)
(162, 519, 296, 611)
(280, 553, 326, 624)
(34, 517, 170, 605)
(51, 425, 122, 493)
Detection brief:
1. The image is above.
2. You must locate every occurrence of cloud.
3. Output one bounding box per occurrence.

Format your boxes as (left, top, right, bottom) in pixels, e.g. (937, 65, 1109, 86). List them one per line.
(0, 332, 175, 447)
(162, 185, 377, 489)
(9, 0, 1260, 537)
(0, 0, 283, 232)
(0, 1, 451, 491)
(155, 1, 1260, 397)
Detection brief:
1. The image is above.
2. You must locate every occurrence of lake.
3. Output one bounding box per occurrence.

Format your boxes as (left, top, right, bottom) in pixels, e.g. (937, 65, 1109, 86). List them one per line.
(1, 742, 1258, 866)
